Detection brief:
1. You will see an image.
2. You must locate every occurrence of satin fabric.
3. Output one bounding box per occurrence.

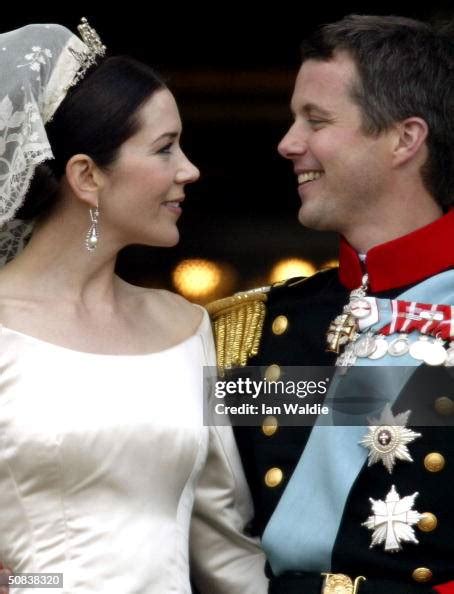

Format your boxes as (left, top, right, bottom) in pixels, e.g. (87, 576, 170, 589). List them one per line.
(0, 310, 267, 593)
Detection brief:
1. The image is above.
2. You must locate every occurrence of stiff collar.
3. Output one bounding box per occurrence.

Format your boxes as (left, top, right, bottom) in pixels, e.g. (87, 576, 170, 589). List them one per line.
(339, 210, 454, 292)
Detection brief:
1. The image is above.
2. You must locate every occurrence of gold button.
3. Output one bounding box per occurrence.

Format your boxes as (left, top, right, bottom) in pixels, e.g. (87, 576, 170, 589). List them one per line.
(264, 467, 283, 488)
(412, 567, 433, 583)
(272, 315, 289, 335)
(418, 512, 438, 532)
(434, 396, 454, 416)
(262, 415, 279, 437)
(264, 364, 281, 382)
(424, 452, 446, 473)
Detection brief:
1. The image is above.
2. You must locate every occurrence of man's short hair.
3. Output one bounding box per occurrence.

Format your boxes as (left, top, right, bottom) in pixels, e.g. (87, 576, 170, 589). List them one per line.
(301, 15, 454, 208)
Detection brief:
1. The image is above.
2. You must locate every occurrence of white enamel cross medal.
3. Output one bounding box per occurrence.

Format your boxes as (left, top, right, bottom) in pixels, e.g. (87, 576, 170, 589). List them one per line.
(359, 405, 421, 473)
(363, 485, 422, 552)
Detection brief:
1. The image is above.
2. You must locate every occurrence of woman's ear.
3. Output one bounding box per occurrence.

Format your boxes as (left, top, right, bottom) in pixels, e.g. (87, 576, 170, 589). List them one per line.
(65, 154, 104, 208)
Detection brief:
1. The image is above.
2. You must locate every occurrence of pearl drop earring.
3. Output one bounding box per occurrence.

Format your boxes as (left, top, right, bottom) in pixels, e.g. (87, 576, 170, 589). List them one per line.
(85, 207, 99, 252)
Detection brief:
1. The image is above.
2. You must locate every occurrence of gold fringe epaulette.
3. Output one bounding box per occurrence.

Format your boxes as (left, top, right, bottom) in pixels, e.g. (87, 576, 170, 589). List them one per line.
(206, 287, 269, 374)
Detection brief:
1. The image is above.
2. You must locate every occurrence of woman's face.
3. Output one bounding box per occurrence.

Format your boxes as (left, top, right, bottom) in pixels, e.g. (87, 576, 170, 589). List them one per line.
(101, 88, 200, 247)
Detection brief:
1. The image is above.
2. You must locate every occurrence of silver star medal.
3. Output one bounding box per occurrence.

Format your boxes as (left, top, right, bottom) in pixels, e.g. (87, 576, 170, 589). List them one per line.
(359, 404, 421, 473)
(363, 485, 422, 552)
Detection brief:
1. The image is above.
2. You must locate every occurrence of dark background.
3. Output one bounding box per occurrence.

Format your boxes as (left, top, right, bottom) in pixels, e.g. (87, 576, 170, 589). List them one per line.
(3, 4, 453, 299)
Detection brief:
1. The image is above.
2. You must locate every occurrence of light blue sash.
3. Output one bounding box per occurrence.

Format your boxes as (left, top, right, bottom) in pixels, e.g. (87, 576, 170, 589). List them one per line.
(262, 269, 454, 575)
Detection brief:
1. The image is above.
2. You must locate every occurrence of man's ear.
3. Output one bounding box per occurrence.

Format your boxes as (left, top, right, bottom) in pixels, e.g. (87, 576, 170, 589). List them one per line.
(391, 117, 429, 168)
(65, 154, 104, 208)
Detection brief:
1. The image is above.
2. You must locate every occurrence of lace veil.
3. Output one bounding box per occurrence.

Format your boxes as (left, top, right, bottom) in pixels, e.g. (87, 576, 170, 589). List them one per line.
(0, 23, 98, 265)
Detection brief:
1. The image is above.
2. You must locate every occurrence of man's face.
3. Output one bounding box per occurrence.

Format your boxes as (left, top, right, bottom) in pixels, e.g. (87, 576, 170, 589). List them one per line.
(278, 52, 393, 236)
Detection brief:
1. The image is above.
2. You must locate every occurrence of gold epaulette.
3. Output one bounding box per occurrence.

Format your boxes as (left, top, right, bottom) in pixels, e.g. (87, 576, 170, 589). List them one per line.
(206, 287, 269, 374)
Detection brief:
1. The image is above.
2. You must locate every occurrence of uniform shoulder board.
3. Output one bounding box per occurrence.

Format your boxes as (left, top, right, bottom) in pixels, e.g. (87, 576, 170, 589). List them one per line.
(206, 286, 269, 373)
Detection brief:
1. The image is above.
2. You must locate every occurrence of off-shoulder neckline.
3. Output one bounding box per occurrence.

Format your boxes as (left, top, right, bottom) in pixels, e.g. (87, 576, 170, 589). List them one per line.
(0, 307, 208, 359)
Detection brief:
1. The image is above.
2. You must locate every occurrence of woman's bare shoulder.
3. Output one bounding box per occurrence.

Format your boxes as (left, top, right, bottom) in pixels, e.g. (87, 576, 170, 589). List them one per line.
(137, 288, 204, 335)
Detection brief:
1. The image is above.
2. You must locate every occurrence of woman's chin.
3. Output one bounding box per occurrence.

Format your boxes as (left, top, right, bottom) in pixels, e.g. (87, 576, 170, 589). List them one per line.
(150, 229, 180, 248)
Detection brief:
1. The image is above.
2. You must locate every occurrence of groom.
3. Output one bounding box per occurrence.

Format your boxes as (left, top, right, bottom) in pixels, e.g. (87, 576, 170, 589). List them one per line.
(209, 14, 454, 594)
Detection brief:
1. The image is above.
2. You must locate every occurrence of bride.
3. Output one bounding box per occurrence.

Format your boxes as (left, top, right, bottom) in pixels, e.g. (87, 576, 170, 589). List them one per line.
(0, 19, 267, 593)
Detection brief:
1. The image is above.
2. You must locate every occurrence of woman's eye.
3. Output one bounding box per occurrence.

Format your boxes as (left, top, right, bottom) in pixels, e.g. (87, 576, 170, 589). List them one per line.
(159, 143, 173, 154)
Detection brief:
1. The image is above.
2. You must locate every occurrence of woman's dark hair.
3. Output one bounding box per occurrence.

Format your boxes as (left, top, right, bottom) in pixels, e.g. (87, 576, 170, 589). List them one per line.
(17, 56, 166, 220)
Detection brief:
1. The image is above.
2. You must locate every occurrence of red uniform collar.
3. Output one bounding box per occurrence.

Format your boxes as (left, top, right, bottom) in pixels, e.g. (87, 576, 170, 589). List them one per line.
(338, 210, 454, 292)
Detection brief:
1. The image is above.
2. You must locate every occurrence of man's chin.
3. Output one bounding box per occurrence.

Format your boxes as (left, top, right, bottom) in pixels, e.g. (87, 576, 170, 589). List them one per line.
(297, 205, 329, 231)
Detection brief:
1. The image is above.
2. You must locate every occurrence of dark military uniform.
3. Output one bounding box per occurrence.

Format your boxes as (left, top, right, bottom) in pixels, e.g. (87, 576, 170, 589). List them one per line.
(208, 211, 454, 594)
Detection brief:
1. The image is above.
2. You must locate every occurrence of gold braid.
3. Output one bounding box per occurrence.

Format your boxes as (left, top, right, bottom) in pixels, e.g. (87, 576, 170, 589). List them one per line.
(207, 288, 269, 375)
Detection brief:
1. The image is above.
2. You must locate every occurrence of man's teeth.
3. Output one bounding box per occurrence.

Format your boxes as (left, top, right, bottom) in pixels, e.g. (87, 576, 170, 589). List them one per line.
(298, 171, 323, 184)
(166, 201, 180, 206)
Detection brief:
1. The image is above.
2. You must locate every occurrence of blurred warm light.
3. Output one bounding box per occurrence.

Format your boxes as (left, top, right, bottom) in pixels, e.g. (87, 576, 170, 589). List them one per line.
(320, 258, 339, 270)
(172, 259, 237, 303)
(269, 258, 316, 283)
(173, 259, 221, 298)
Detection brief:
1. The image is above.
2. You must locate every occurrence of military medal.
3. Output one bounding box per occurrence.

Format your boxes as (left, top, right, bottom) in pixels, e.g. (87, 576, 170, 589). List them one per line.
(349, 298, 372, 319)
(354, 332, 377, 358)
(363, 485, 422, 552)
(422, 337, 447, 366)
(328, 280, 454, 367)
(327, 275, 370, 355)
(368, 335, 388, 359)
(359, 405, 421, 473)
(326, 313, 358, 354)
(387, 334, 410, 357)
(374, 300, 454, 365)
(408, 335, 431, 360)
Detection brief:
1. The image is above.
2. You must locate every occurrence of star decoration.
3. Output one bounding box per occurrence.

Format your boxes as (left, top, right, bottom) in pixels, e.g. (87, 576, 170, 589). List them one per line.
(363, 485, 422, 552)
(359, 404, 421, 473)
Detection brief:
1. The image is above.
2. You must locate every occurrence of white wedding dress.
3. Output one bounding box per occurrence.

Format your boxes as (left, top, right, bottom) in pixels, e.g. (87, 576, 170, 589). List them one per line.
(0, 310, 267, 593)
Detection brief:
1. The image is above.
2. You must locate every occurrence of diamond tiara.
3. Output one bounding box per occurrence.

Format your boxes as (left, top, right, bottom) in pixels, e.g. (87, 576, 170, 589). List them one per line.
(68, 17, 106, 88)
